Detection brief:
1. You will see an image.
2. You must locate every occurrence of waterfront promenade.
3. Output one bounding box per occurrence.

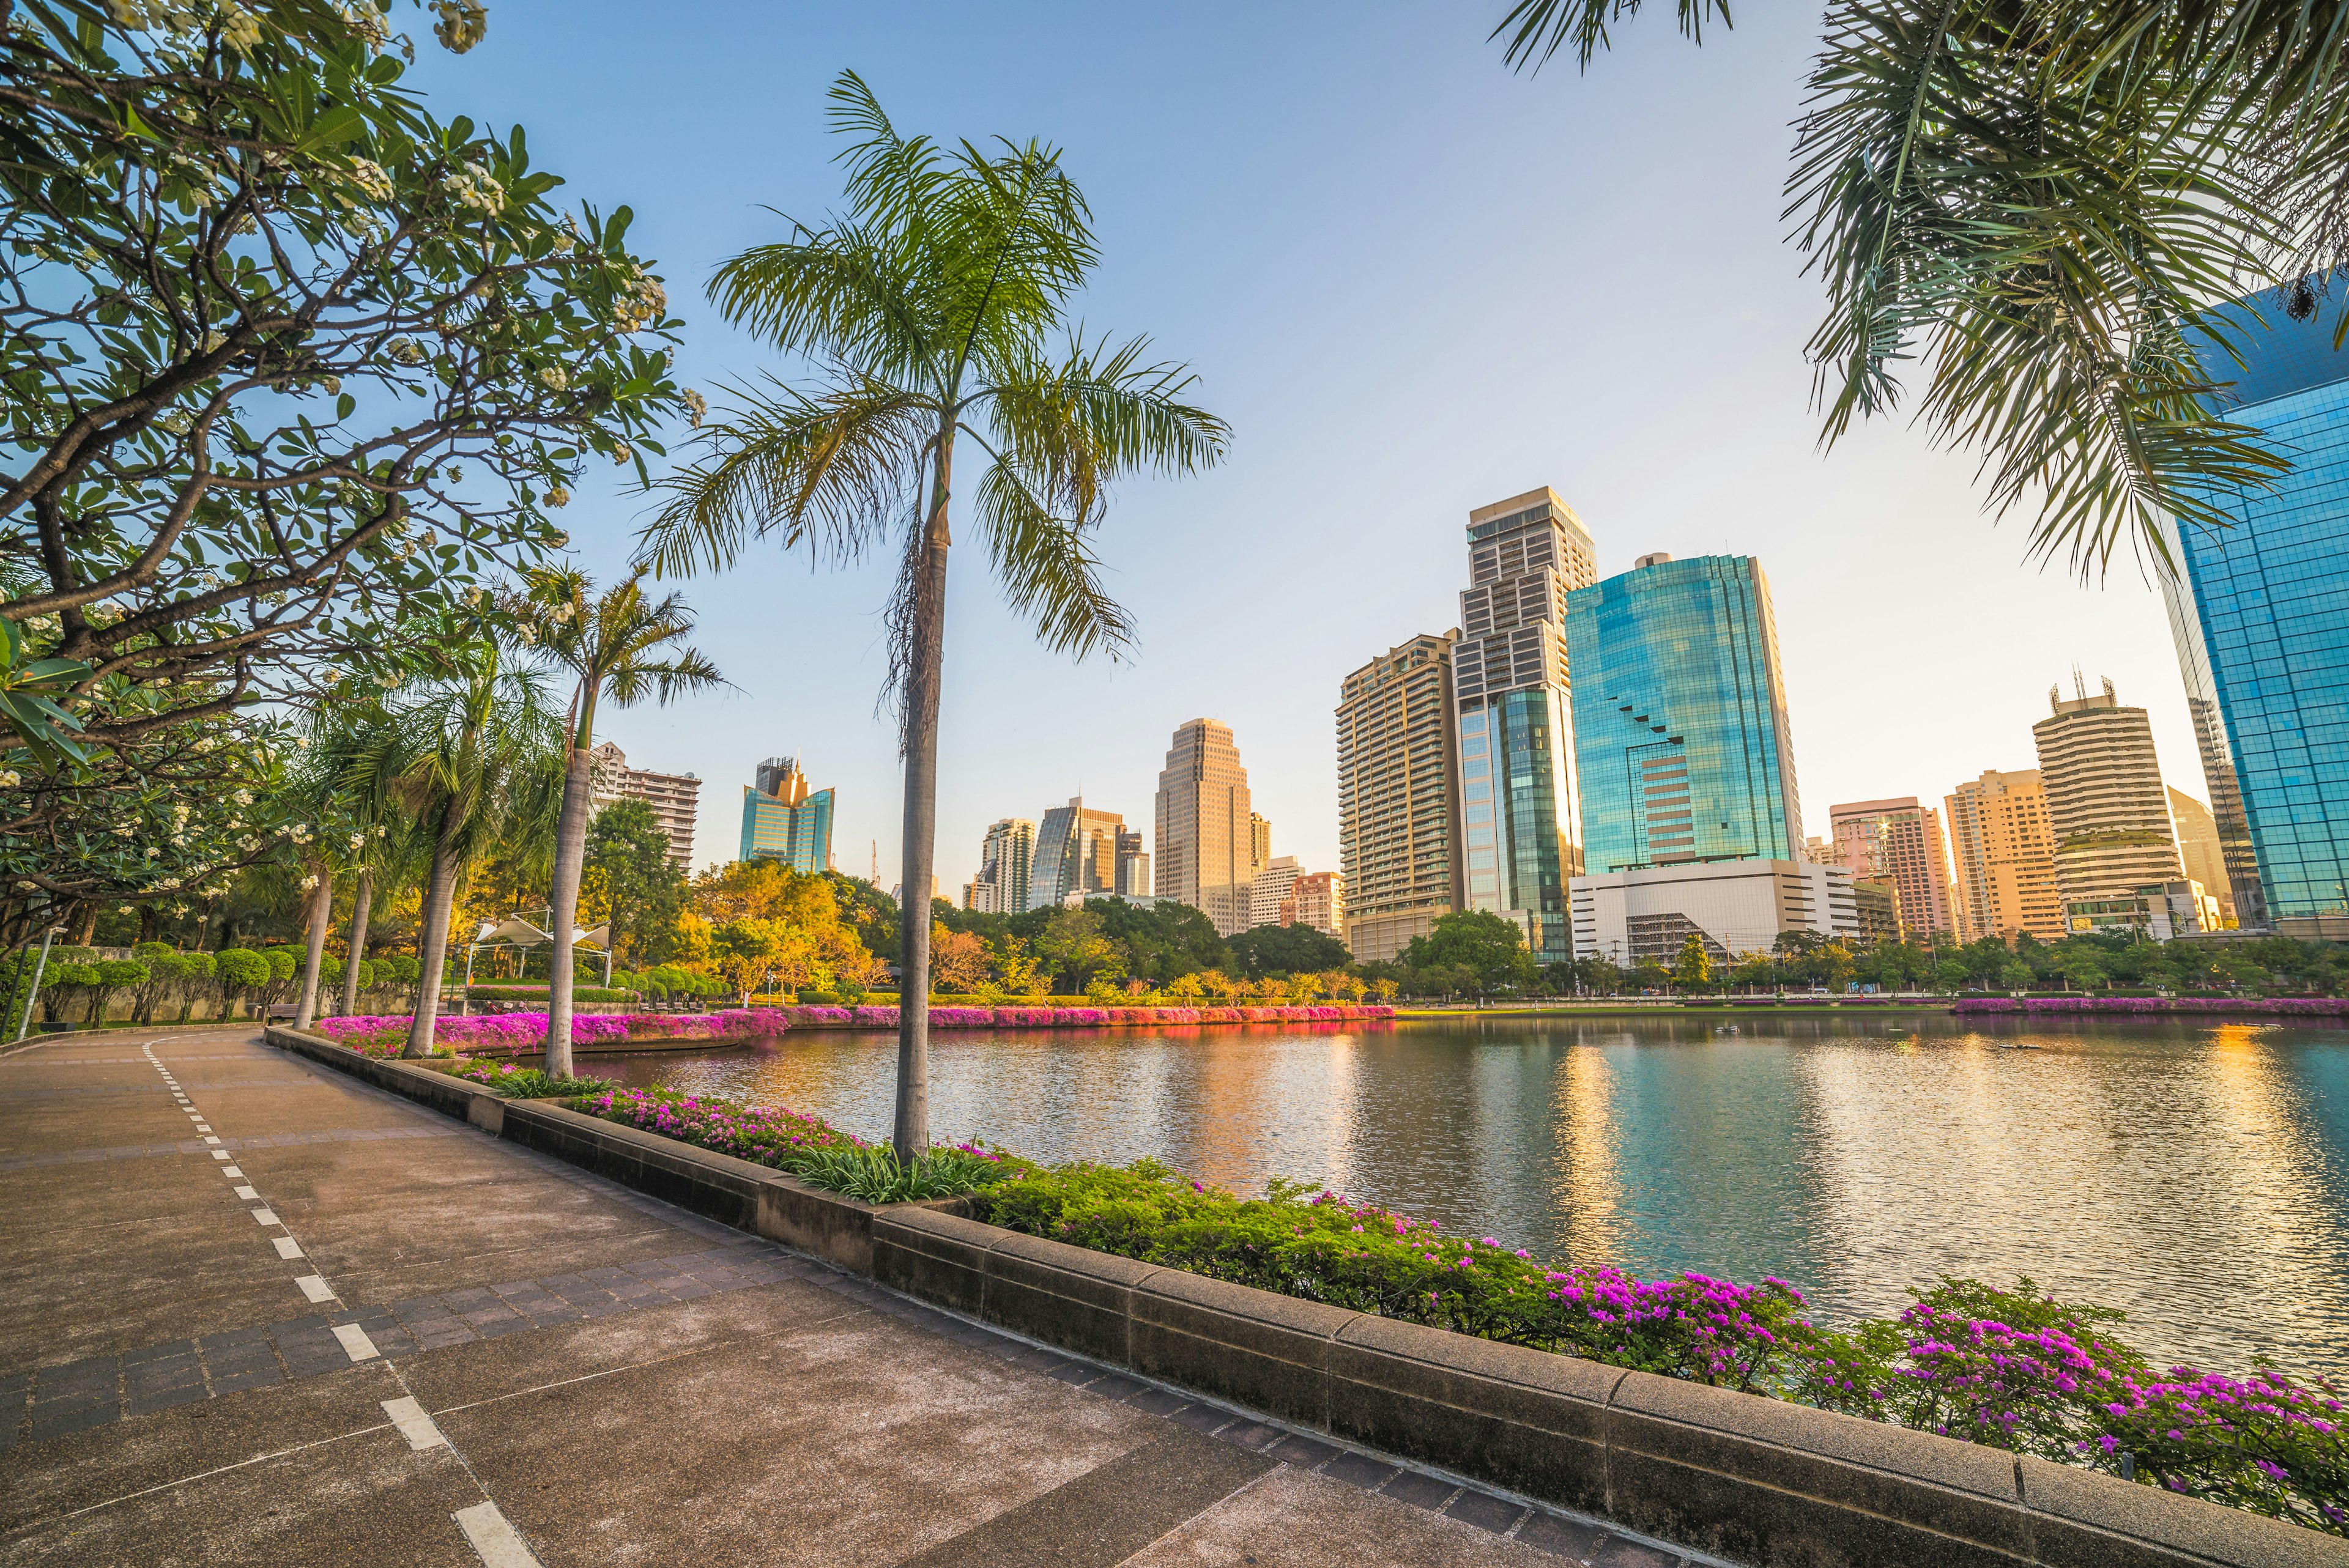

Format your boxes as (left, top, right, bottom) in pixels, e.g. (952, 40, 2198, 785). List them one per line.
(0, 1027, 1704, 1567)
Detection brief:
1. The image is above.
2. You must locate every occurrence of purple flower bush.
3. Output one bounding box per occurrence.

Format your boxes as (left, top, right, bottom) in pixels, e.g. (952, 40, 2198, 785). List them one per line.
(976, 1164, 2348, 1534)
(779, 1003, 1393, 1029)
(579, 1085, 867, 1168)
(315, 1008, 796, 1057)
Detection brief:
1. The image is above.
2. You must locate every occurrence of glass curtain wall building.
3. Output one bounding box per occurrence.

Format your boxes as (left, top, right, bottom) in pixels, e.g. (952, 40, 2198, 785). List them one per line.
(2167, 283, 2349, 935)
(738, 756, 834, 873)
(1563, 555, 1801, 872)
(1028, 799, 1124, 911)
(1452, 488, 1598, 963)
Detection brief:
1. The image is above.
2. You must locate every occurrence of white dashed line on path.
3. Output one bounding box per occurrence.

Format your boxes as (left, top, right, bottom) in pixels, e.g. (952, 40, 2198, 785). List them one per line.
(233, 1186, 259, 1200)
(382, 1396, 448, 1451)
(221, 1166, 243, 1179)
(273, 1235, 305, 1259)
(296, 1274, 338, 1304)
(210, 1150, 231, 1161)
(250, 1208, 279, 1226)
(453, 1502, 543, 1568)
(332, 1324, 380, 1363)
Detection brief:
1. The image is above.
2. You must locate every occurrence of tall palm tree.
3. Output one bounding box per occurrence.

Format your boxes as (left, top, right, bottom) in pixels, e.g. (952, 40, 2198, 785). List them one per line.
(1490, 0, 2349, 575)
(639, 73, 1228, 1152)
(352, 645, 563, 1057)
(514, 566, 723, 1078)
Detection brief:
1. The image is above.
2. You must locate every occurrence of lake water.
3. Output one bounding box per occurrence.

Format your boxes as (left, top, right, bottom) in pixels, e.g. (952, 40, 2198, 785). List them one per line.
(593, 1013, 2349, 1375)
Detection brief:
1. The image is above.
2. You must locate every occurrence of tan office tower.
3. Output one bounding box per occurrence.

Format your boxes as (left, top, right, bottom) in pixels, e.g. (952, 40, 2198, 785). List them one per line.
(2032, 676, 2183, 923)
(1337, 633, 1466, 962)
(588, 741, 702, 872)
(1155, 718, 1256, 936)
(1944, 769, 2064, 942)
(1828, 798, 1959, 941)
(2169, 786, 2238, 927)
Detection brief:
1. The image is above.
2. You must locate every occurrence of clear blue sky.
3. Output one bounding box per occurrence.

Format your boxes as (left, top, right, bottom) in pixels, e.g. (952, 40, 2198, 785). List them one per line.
(408, 1, 2204, 891)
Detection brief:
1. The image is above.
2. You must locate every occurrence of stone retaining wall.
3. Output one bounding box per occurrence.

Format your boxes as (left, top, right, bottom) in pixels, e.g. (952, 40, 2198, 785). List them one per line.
(264, 1026, 2346, 1568)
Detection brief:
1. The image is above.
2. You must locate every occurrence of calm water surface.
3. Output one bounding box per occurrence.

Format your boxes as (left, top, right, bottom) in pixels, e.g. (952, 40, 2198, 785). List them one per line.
(595, 1015, 2349, 1374)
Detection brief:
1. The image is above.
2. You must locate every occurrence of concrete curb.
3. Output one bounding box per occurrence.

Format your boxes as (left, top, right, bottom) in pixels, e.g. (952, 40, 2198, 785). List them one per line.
(265, 1027, 2348, 1568)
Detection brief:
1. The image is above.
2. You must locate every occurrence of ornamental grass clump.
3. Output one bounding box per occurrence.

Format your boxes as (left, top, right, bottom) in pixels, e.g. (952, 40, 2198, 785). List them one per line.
(454, 1061, 614, 1099)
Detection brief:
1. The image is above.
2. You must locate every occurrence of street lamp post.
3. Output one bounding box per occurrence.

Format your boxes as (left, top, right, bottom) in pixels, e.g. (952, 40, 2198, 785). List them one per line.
(13, 926, 64, 1043)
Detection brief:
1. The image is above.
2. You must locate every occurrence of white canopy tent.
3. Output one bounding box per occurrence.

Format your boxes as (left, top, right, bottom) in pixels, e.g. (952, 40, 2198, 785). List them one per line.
(462, 914, 614, 991)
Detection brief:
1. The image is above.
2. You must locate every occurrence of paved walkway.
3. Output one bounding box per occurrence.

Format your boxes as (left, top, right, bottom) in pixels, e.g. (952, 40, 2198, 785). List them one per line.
(0, 1029, 1716, 1567)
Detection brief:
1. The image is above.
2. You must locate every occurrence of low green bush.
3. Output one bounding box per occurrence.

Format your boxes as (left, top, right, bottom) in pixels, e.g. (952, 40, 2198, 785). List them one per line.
(453, 1061, 615, 1099)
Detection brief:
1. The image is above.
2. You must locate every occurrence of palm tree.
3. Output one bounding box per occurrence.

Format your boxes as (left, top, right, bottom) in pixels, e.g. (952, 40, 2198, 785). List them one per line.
(352, 645, 563, 1057)
(513, 566, 723, 1078)
(639, 73, 1228, 1153)
(1490, 0, 2349, 575)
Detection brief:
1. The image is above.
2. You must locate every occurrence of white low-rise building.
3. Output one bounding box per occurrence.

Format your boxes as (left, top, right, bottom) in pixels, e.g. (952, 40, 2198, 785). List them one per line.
(1570, 859, 1858, 964)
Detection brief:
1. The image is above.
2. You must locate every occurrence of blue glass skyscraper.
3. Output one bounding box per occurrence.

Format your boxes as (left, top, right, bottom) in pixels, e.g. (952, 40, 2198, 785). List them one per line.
(1563, 555, 1801, 874)
(2168, 284, 2349, 936)
(738, 755, 834, 874)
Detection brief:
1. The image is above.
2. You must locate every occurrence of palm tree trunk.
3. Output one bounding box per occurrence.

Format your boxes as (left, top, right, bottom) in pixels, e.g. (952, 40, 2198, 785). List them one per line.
(293, 862, 333, 1030)
(339, 868, 373, 1018)
(544, 738, 596, 1080)
(405, 818, 462, 1059)
(892, 437, 953, 1156)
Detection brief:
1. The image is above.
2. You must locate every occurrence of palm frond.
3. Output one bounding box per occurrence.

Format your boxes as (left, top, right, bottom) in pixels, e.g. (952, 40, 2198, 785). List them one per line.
(1490, 0, 1730, 72)
(636, 377, 937, 578)
(967, 460, 1135, 663)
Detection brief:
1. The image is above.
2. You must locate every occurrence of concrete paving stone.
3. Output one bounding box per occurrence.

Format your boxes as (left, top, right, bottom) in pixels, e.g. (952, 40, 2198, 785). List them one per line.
(570, 1298, 631, 1321)
(1516, 1512, 1614, 1560)
(122, 1383, 210, 1417)
(27, 1407, 119, 1442)
(207, 1366, 286, 1395)
(1166, 1402, 1233, 1435)
(472, 1314, 540, 1339)
(1590, 1539, 1683, 1568)
(1121, 1464, 1580, 1568)
(1, 1416, 484, 1567)
(1124, 1386, 1190, 1416)
(1012, 1344, 1073, 1372)
(433, 1302, 1171, 1568)
(1084, 1372, 1148, 1402)
(119, 1341, 198, 1367)
(661, 1279, 716, 1301)
(1267, 1433, 1342, 1469)
(1324, 1450, 1405, 1490)
(1446, 1490, 1532, 1534)
(1384, 1469, 1463, 1511)
(1212, 1419, 1286, 1452)
(1049, 1360, 1104, 1386)
(458, 1304, 517, 1325)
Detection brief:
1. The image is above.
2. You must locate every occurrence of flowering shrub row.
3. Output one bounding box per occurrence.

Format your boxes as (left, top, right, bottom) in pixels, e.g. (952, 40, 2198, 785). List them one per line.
(574, 1086, 1019, 1200)
(313, 1009, 795, 1057)
(973, 1163, 2348, 1535)
(1956, 996, 2349, 1016)
(790, 1003, 1396, 1029)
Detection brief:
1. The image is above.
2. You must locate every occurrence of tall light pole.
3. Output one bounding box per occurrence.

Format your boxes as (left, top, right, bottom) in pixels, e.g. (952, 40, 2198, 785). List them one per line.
(13, 926, 64, 1043)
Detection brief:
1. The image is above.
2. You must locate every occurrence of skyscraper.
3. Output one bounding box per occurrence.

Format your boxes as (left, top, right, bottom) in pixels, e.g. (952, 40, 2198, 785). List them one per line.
(1828, 799, 1959, 941)
(2031, 678, 2183, 927)
(2161, 281, 2349, 936)
(588, 741, 701, 873)
(738, 756, 833, 873)
(1453, 487, 1597, 963)
(1337, 632, 1465, 963)
(1943, 769, 2063, 942)
(1115, 828, 1150, 898)
(1284, 871, 1343, 939)
(1030, 799, 1123, 910)
(965, 818, 1035, 915)
(1155, 719, 1256, 936)
(1564, 553, 1801, 873)
(2169, 787, 2236, 928)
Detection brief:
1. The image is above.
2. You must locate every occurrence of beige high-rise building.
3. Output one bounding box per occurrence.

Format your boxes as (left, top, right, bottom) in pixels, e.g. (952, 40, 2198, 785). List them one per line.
(2169, 786, 2237, 927)
(1249, 856, 1302, 930)
(1155, 718, 1256, 936)
(2032, 677, 2182, 926)
(1944, 769, 2063, 942)
(1283, 871, 1344, 939)
(1337, 633, 1465, 962)
(1828, 798, 1959, 941)
(588, 741, 701, 873)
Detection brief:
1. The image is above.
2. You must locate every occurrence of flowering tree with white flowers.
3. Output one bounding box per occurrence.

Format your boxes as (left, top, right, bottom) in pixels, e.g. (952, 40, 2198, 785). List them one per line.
(0, 0, 689, 753)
